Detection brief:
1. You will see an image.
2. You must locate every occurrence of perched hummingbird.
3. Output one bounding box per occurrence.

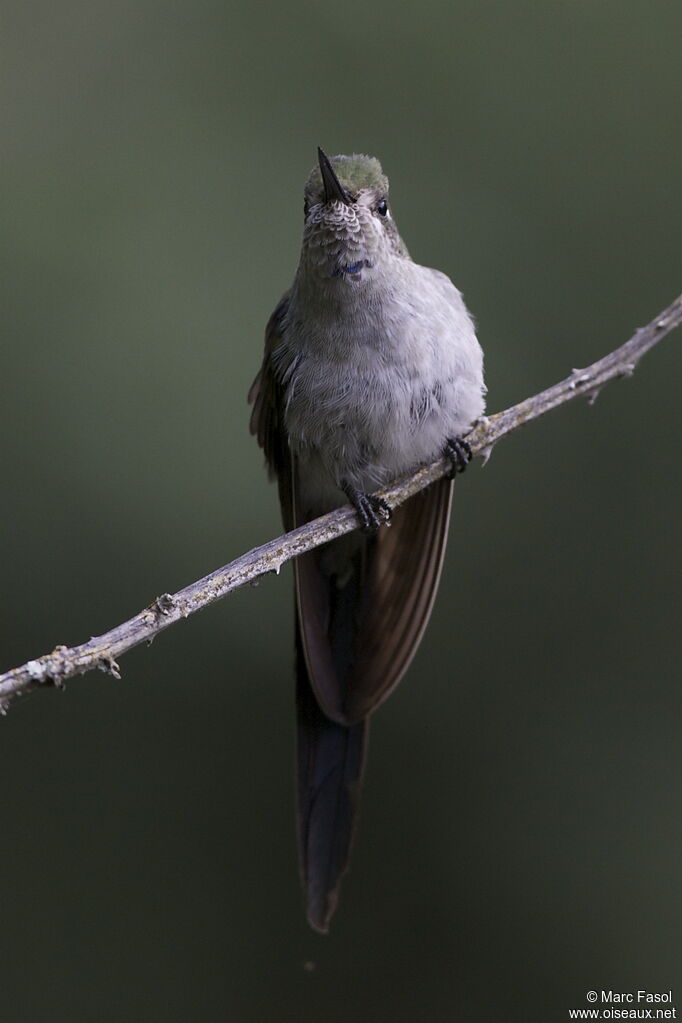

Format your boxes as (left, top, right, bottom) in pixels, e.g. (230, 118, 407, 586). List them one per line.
(249, 149, 485, 932)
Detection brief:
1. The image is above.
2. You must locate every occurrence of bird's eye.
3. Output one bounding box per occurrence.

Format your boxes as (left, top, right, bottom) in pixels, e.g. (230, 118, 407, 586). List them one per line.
(376, 199, 388, 217)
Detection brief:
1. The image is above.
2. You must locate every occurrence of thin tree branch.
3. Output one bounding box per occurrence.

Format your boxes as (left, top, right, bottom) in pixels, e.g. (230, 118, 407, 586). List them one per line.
(1, 293, 680, 712)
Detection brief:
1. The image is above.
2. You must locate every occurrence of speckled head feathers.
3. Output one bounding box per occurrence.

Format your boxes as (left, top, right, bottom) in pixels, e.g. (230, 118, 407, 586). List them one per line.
(305, 153, 389, 207)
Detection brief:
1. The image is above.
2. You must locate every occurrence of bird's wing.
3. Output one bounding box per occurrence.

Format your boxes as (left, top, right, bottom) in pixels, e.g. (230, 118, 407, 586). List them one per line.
(295, 477, 453, 725)
(248, 292, 294, 529)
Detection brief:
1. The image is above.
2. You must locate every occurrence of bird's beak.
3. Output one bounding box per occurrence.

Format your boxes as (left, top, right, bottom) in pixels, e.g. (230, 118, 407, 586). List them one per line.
(318, 147, 351, 205)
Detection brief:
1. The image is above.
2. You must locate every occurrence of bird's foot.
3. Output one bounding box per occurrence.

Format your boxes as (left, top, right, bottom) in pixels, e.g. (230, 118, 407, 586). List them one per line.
(342, 483, 391, 533)
(444, 436, 472, 478)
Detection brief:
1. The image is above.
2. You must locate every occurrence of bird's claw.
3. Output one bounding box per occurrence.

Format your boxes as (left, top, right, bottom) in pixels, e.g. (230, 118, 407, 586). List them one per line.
(343, 485, 392, 533)
(444, 436, 472, 478)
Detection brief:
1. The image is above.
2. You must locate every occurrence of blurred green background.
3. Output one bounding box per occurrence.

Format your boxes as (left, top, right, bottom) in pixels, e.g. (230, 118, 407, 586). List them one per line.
(1, 0, 680, 1019)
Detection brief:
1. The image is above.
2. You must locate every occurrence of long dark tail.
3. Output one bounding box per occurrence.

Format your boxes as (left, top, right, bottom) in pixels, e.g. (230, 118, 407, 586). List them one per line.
(295, 628, 368, 933)
(293, 479, 453, 931)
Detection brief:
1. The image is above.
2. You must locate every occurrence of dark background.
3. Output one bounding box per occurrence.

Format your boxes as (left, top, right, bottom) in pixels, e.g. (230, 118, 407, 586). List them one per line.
(2, 1, 680, 1020)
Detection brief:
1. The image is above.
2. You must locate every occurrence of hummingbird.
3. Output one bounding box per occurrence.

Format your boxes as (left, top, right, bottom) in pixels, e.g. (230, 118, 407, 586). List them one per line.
(249, 149, 485, 932)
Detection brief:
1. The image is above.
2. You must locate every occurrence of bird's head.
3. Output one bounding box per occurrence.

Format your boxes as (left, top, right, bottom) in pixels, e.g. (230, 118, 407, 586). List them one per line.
(298, 149, 408, 285)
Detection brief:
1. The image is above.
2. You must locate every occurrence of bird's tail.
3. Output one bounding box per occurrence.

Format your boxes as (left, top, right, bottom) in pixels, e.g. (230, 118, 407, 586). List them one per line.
(295, 631, 368, 934)
(292, 480, 452, 930)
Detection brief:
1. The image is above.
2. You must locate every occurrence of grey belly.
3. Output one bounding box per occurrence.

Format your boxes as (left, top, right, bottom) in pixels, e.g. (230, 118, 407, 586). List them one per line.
(288, 372, 464, 507)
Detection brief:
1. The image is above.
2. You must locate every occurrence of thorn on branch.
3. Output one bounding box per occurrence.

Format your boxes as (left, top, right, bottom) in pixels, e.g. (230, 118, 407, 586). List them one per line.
(478, 440, 498, 466)
(98, 655, 121, 680)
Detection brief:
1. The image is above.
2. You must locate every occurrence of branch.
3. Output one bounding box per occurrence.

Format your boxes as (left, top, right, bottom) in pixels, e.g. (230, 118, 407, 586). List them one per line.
(2, 293, 680, 712)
